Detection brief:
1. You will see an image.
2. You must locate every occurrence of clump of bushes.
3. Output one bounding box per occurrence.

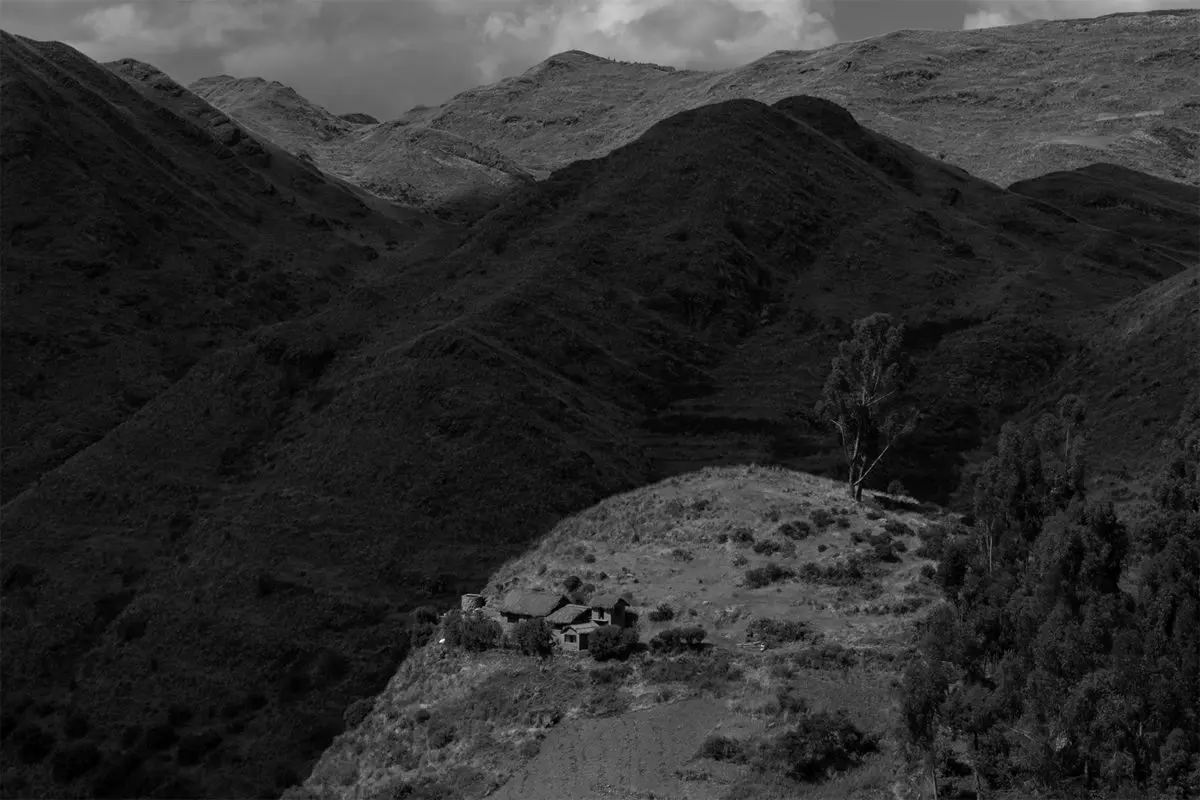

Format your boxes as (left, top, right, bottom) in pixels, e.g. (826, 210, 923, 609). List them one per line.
(590, 663, 633, 685)
(745, 562, 794, 588)
(752, 539, 783, 556)
(746, 618, 811, 645)
(509, 618, 553, 657)
(648, 603, 675, 622)
(798, 555, 874, 586)
(789, 643, 859, 670)
(914, 521, 957, 560)
(342, 698, 374, 729)
(887, 479, 907, 496)
(777, 520, 813, 540)
(731, 528, 755, 546)
(670, 548, 694, 562)
(51, 740, 101, 782)
(883, 518, 913, 537)
(698, 735, 746, 762)
(762, 711, 877, 781)
(443, 610, 502, 652)
(590, 625, 639, 661)
(649, 626, 706, 653)
(810, 509, 835, 529)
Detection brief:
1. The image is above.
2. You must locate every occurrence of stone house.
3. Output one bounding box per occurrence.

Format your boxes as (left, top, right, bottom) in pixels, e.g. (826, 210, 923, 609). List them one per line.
(588, 594, 630, 628)
(543, 604, 592, 652)
(492, 589, 567, 632)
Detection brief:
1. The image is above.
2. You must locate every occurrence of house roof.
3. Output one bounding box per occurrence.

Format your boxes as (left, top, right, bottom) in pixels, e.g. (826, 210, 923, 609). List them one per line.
(497, 589, 566, 618)
(544, 604, 591, 626)
(567, 621, 599, 635)
(588, 593, 629, 610)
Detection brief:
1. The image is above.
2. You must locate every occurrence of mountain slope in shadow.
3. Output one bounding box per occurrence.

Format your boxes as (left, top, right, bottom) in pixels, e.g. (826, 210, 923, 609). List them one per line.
(1, 33, 1194, 800)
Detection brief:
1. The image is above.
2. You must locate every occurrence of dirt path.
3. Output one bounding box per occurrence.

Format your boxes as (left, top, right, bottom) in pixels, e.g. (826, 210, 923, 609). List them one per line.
(488, 697, 730, 800)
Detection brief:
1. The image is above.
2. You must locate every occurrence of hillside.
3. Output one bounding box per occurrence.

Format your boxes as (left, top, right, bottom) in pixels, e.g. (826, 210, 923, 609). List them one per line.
(414, 11, 1199, 188)
(291, 465, 949, 800)
(189, 75, 535, 221)
(1, 25, 1197, 800)
(0, 34, 442, 503)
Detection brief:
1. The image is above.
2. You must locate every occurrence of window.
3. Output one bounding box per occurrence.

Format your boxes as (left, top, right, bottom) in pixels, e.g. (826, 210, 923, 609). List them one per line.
(565, 634, 576, 642)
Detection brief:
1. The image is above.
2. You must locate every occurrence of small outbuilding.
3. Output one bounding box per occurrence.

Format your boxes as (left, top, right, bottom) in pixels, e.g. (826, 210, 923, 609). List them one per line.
(560, 621, 599, 652)
(588, 593, 631, 628)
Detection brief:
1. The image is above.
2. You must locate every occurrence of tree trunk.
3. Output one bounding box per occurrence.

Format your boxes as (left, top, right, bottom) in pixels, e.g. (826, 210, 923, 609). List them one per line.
(930, 757, 940, 800)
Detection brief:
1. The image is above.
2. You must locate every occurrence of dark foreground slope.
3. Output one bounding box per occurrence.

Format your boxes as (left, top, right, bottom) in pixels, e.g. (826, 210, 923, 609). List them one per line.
(415, 11, 1199, 187)
(189, 75, 536, 221)
(1, 39, 1194, 800)
(0, 34, 439, 502)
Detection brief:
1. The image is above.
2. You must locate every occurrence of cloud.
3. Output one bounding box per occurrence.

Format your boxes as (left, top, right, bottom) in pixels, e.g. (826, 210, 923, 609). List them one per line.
(962, 0, 1200, 29)
(476, 0, 835, 81)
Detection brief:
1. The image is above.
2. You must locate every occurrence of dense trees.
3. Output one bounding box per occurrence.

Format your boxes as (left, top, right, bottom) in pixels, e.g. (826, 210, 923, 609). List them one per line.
(816, 313, 918, 501)
(904, 395, 1200, 797)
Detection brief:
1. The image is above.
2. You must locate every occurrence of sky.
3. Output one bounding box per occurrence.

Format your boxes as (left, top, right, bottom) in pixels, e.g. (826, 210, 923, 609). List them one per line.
(3, 0, 1198, 119)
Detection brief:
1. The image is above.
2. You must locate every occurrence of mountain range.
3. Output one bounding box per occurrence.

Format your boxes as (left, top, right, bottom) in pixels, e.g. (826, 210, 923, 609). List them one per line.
(1, 10, 1197, 799)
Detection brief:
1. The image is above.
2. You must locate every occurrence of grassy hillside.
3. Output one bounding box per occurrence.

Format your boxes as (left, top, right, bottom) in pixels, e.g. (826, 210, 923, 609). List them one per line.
(290, 466, 949, 800)
(413, 11, 1199, 188)
(189, 75, 536, 221)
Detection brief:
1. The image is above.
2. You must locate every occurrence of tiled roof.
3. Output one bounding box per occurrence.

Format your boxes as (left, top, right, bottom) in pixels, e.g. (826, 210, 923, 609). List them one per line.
(544, 604, 591, 626)
(497, 589, 566, 618)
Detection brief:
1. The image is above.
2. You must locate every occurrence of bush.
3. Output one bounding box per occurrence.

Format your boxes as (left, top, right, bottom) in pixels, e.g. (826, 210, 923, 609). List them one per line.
(789, 643, 859, 670)
(745, 562, 795, 588)
(883, 518, 912, 537)
(343, 698, 374, 729)
(649, 626, 706, 653)
(671, 548, 694, 562)
(778, 520, 813, 540)
(590, 663, 632, 686)
(747, 618, 810, 645)
(648, 604, 675, 623)
(761, 711, 877, 781)
(887, 479, 907, 496)
(584, 553, 596, 564)
(731, 553, 748, 567)
(590, 625, 639, 661)
(563, 575, 582, 592)
(176, 729, 222, 766)
(914, 522, 955, 560)
(698, 735, 746, 762)
(510, 618, 553, 657)
(51, 740, 101, 781)
(810, 509, 834, 529)
(798, 555, 873, 586)
(13, 723, 54, 763)
(752, 539, 782, 556)
(443, 610, 502, 652)
(731, 527, 755, 546)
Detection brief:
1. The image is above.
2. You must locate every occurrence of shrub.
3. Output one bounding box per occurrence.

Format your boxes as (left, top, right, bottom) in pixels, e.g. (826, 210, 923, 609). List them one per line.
(798, 555, 873, 586)
(836, 516, 851, 529)
(698, 735, 745, 762)
(778, 520, 813, 540)
(775, 686, 810, 716)
(176, 729, 222, 766)
(731, 527, 755, 546)
(51, 740, 101, 781)
(747, 618, 810, 645)
(745, 562, 795, 589)
(648, 604, 675, 623)
(865, 510, 883, 521)
(753, 539, 782, 556)
(590, 625, 639, 661)
(887, 479, 907, 496)
(413, 606, 440, 625)
(731, 553, 748, 567)
(914, 522, 955, 560)
(590, 663, 632, 686)
(443, 610, 502, 652)
(510, 618, 553, 657)
(343, 698, 375, 729)
(883, 518, 913, 537)
(427, 720, 456, 749)
(760, 710, 877, 781)
(810, 509, 834, 529)
(14, 723, 55, 763)
(649, 626, 707, 653)
(790, 643, 859, 670)
(671, 548, 694, 562)
(716, 532, 729, 543)
(584, 553, 596, 564)
(563, 575, 582, 592)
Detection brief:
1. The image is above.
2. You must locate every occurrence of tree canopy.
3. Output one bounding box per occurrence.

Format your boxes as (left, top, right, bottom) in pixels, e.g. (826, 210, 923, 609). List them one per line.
(816, 313, 918, 501)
